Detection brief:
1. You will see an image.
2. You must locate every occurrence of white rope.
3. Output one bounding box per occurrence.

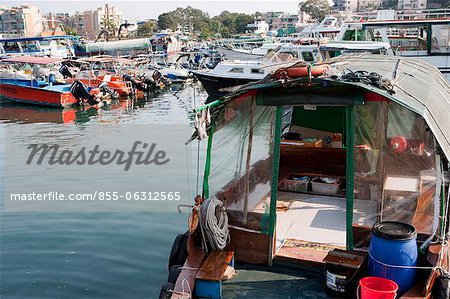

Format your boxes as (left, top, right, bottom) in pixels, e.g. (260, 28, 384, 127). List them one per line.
(168, 279, 192, 299)
(199, 197, 230, 251)
(368, 250, 434, 270)
(181, 279, 192, 298)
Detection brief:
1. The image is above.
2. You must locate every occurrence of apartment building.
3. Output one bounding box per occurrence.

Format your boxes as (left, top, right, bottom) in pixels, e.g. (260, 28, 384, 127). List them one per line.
(0, 3, 43, 37)
(42, 4, 124, 38)
(397, 0, 428, 9)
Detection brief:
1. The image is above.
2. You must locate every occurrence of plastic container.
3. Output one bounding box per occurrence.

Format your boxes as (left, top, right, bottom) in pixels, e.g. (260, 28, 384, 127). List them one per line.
(281, 176, 309, 193)
(359, 276, 398, 299)
(324, 249, 367, 297)
(311, 177, 341, 195)
(368, 221, 418, 295)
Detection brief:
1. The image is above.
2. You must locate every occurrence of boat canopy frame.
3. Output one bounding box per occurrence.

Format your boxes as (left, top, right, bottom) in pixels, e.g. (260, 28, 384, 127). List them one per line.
(191, 54, 450, 262)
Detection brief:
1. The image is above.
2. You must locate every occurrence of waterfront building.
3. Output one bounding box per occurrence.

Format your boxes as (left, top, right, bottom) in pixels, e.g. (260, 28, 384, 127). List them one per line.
(0, 4, 43, 38)
(397, 0, 428, 9)
(334, 0, 359, 12)
(262, 12, 307, 30)
(246, 20, 270, 35)
(42, 4, 124, 38)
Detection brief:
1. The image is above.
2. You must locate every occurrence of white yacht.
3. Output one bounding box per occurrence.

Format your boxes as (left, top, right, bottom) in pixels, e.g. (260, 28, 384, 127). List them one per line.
(191, 44, 321, 98)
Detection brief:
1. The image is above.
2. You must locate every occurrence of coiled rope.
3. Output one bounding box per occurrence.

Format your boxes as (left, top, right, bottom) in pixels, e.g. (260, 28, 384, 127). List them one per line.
(199, 197, 230, 251)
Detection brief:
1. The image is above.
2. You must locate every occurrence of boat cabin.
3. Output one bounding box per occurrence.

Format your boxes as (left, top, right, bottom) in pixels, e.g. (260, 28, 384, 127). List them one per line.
(0, 36, 76, 58)
(185, 54, 450, 298)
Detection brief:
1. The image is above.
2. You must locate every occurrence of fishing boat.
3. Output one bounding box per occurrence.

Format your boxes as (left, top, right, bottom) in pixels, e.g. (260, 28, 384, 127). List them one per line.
(0, 56, 105, 107)
(162, 54, 450, 299)
(191, 44, 322, 99)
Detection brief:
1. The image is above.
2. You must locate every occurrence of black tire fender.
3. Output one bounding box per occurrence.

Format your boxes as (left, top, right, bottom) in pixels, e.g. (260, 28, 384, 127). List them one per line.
(168, 232, 188, 270)
(167, 264, 182, 284)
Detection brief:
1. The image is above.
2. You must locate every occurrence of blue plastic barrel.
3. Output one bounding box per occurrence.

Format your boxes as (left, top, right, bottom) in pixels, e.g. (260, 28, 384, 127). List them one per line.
(368, 221, 418, 296)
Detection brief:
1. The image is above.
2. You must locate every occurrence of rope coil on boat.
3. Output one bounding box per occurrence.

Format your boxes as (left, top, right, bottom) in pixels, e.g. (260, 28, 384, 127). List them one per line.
(199, 197, 230, 251)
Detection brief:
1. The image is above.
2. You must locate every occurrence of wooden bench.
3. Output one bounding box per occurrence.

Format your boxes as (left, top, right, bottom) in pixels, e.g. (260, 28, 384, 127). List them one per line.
(194, 251, 235, 299)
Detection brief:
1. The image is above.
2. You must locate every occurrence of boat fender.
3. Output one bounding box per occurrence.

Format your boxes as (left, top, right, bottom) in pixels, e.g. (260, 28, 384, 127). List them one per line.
(158, 282, 174, 299)
(167, 264, 182, 284)
(168, 231, 188, 270)
(433, 274, 450, 299)
(273, 64, 330, 80)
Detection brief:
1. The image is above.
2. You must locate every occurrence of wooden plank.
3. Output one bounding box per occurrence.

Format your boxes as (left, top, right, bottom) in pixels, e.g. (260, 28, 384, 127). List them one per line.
(274, 239, 336, 268)
(280, 146, 346, 177)
(226, 228, 270, 265)
(195, 251, 234, 281)
(322, 248, 367, 269)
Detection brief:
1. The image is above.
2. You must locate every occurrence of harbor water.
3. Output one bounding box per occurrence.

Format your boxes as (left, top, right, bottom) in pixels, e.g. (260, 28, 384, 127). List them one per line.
(0, 84, 207, 298)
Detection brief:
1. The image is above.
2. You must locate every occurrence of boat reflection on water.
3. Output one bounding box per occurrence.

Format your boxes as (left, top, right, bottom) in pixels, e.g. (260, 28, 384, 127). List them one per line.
(0, 102, 77, 124)
(0, 97, 147, 125)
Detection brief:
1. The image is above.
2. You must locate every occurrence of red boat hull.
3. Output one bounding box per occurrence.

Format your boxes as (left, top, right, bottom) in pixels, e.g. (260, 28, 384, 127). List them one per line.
(0, 83, 78, 107)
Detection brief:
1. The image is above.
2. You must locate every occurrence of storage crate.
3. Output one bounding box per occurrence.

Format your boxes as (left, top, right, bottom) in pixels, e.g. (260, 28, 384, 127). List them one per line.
(311, 177, 341, 195)
(280, 176, 309, 193)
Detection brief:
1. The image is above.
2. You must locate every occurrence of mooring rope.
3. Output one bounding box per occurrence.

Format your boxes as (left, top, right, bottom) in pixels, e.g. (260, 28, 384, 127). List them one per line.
(199, 197, 230, 251)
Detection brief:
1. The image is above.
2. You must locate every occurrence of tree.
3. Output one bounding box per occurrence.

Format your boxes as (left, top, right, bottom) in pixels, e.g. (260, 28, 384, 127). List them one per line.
(299, 0, 331, 21)
(157, 6, 209, 33)
(64, 26, 77, 36)
(137, 21, 158, 37)
(235, 13, 254, 33)
(158, 12, 179, 31)
(382, 0, 398, 8)
(101, 15, 117, 36)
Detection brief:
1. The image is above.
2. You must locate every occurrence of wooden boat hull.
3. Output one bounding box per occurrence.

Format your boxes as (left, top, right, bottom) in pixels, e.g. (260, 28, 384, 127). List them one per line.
(0, 83, 78, 108)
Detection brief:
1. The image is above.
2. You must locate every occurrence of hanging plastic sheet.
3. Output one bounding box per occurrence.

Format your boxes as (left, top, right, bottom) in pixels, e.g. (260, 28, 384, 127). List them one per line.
(207, 95, 276, 227)
(381, 102, 438, 233)
(353, 100, 439, 247)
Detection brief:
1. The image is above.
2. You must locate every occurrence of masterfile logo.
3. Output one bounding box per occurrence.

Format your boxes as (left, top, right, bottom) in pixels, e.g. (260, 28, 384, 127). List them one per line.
(26, 141, 170, 171)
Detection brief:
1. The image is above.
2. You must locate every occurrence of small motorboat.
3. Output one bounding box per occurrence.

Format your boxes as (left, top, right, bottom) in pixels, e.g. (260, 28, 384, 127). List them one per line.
(191, 44, 322, 99)
(0, 56, 107, 107)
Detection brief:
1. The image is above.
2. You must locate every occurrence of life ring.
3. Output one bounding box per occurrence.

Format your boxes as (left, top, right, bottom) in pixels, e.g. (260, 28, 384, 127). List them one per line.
(273, 64, 330, 80)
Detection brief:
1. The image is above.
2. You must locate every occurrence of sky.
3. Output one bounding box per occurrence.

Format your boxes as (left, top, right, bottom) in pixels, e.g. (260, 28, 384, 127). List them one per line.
(1, 1, 302, 21)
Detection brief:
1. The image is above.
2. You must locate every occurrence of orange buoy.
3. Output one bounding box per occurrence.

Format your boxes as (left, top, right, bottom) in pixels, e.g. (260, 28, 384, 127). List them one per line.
(273, 64, 330, 79)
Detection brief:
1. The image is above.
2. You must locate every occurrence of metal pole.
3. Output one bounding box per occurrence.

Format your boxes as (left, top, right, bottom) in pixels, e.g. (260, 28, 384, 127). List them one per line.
(242, 98, 255, 224)
(345, 105, 355, 250)
(268, 106, 283, 265)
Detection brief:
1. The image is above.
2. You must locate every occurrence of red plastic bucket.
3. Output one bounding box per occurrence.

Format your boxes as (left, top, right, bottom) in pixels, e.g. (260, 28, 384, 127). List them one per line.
(359, 277, 398, 299)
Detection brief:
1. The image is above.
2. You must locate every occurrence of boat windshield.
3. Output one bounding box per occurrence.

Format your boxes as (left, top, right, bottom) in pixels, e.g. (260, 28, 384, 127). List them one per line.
(431, 24, 450, 53)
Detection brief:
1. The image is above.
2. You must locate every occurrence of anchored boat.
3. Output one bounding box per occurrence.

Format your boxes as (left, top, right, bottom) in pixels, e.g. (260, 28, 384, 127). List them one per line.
(163, 54, 450, 298)
(0, 56, 80, 107)
(0, 56, 110, 107)
(191, 44, 322, 99)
